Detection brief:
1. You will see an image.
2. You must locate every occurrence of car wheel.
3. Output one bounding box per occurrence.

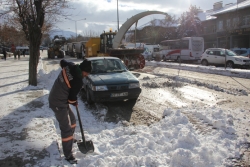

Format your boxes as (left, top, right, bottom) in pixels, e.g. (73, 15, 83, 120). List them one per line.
(201, 59, 208, 66)
(226, 61, 234, 68)
(86, 88, 94, 104)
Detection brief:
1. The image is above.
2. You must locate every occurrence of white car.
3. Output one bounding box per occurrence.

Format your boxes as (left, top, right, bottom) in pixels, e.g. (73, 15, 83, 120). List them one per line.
(200, 48, 250, 68)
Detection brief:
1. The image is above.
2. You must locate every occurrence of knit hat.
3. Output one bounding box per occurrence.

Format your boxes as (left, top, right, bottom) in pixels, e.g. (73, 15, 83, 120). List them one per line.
(79, 59, 92, 73)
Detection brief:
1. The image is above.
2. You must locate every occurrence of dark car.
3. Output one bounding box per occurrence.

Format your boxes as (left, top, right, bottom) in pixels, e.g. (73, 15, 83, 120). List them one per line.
(82, 57, 141, 104)
(231, 48, 250, 58)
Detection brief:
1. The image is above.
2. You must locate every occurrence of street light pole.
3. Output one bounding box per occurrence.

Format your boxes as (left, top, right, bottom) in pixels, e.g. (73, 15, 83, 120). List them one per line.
(117, 0, 119, 31)
(75, 21, 77, 41)
(65, 18, 86, 42)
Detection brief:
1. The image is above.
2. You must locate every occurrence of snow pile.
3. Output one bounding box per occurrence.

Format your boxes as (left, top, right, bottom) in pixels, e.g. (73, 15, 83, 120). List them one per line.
(0, 55, 248, 166)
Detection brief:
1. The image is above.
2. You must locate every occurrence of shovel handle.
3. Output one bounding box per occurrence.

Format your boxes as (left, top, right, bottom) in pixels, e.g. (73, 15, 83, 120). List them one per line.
(75, 105, 86, 144)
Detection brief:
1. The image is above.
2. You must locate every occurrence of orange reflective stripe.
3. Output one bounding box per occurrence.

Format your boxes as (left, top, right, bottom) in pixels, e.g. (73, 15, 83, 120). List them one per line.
(68, 100, 76, 103)
(62, 68, 71, 88)
(62, 136, 73, 142)
(71, 124, 76, 128)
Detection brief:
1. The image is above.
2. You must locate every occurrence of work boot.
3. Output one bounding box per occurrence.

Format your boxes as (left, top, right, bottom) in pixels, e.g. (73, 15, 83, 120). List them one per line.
(65, 155, 77, 164)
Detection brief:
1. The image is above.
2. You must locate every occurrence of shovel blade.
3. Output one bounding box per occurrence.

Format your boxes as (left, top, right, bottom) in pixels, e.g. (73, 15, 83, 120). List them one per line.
(77, 140, 94, 154)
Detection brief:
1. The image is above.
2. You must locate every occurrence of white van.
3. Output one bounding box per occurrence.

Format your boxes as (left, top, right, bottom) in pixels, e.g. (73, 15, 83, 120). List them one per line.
(16, 46, 29, 55)
(143, 44, 160, 60)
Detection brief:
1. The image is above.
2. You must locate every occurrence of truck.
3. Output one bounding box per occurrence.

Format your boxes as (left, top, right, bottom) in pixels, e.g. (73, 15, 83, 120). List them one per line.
(73, 41, 88, 59)
(63, 44, 68, 56)
(66, 43, 74, 57)
(47, 36, 65, 59)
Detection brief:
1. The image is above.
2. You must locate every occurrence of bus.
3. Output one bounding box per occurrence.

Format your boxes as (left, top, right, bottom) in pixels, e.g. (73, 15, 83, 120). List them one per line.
(159, 37, 204, 62)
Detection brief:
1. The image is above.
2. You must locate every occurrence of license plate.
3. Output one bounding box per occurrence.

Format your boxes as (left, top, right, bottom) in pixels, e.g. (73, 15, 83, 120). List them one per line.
(111, 92, 128, 97)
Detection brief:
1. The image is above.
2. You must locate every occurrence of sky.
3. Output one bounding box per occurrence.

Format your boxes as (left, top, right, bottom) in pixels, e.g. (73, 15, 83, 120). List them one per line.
(54, 0, 235, 36)
(0, 52, 249, 166)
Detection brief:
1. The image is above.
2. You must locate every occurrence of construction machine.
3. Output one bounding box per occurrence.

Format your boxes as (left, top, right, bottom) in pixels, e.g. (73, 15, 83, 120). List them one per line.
(47, 36, 65, 59)
(85, 31, 145, 70)
(84, 11, 166, 70)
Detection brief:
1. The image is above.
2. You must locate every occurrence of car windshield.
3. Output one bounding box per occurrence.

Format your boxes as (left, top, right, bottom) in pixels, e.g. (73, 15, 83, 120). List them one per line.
(90, 58, 127, 74)
(226, 49, 237, 57)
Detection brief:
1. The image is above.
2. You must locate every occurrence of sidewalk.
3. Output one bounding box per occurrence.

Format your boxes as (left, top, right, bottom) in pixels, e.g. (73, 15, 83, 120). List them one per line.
(0, 52, 63, 166)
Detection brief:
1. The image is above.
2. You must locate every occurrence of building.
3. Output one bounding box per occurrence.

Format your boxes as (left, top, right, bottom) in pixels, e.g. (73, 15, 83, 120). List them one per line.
(200, 0, 250, 49)
(133, 0, 250, 49)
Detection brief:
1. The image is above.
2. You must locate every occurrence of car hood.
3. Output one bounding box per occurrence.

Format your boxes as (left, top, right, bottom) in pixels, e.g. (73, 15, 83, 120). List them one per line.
(230, 55, 250, 60)
(88, 71, 139, 85)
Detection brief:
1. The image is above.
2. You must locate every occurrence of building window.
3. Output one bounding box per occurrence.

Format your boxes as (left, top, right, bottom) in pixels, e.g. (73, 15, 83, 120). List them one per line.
(242, 15, 250, 26)
(226, 19, 230, 28)
(217, 20, 223, 30)
(203, 26, 208, 33)
(212, 25, 216, 32)
(233, 17, 239, 28)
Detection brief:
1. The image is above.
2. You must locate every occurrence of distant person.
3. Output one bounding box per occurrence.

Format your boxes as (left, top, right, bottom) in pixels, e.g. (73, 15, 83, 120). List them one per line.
(82, 48, 85, 59)
(14, 51, 17, 59)
(22, 50, 25, 57)
(2, 48, 7, 61)
(11, 44, 16, 59)
(48, 59, 92, 164)
(17, 50, 21, 59)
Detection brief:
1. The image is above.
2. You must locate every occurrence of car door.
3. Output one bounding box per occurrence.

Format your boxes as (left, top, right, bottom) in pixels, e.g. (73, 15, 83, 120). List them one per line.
(206, 50, 217, 64)
(208, 50, 223, 65)
(216, 50, 226, 64)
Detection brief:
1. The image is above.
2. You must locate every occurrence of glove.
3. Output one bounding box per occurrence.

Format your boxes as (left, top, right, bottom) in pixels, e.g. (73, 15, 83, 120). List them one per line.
(70, 101, 78, 106)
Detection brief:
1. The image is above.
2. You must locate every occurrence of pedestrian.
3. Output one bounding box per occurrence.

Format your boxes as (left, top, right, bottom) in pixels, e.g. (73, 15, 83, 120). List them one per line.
(14, 51, 17, 59)
(48, 59, 92, 164)
(82, 46, 86, 59)
(11, 44, 16, 59)
(22, 50, 25, 57)
(2, 47, 7, 61)
(17, 50, 21, 59)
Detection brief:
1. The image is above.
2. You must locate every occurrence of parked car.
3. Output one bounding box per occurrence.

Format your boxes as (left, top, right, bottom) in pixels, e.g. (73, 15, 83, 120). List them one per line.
(231, 48, 250, 58)
(200, 48, 250, 68)
(82, 57, 141, 104)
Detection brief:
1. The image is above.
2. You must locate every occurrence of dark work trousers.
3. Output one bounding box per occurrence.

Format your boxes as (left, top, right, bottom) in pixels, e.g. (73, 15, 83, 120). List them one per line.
(51, 105, 76, 158)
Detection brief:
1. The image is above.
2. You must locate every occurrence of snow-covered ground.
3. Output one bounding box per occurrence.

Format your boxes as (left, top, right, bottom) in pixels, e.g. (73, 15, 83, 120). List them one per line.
(0, 54, 249, 167)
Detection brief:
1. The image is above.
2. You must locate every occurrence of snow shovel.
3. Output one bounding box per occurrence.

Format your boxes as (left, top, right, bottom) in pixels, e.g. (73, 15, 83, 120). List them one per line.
(75, 105, 94, 154)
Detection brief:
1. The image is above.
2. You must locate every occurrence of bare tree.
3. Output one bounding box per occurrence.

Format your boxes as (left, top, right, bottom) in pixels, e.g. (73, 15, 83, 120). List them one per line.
(0, 23, 29, 47)
(177, 5, 203, 38)
(137, 13, 177, 44)
(0, 0, 68, 86)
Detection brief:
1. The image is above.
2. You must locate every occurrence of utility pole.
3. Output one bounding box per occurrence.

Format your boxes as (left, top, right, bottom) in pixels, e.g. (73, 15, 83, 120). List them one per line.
(117, 0, 119, 31)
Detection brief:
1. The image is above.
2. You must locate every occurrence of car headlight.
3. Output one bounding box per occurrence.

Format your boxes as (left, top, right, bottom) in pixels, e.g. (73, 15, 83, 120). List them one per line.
(91, 85, 108, 91)
(235, 58, 243, 62)
(129, 83, 140, 89)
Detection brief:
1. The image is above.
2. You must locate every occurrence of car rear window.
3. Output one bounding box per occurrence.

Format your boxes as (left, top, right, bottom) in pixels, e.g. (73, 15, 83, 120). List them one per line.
(90, 59, 127, 74)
